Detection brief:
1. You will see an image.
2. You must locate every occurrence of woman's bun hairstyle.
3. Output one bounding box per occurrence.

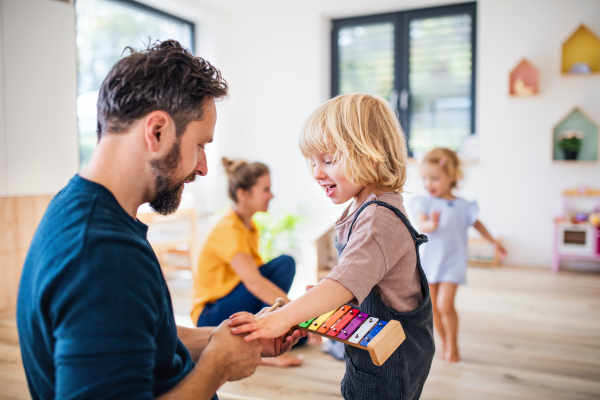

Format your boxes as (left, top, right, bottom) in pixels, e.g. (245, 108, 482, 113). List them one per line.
(222, 158, 248, 176)
(222, 157, 270, 202)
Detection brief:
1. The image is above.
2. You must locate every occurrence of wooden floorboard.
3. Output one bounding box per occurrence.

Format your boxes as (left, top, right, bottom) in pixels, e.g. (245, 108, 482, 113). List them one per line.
(2, 266, 600, 399)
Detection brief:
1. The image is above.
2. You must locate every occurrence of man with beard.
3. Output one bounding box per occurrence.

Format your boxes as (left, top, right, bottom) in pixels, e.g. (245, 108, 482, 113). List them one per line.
(16, 40, 302, 400)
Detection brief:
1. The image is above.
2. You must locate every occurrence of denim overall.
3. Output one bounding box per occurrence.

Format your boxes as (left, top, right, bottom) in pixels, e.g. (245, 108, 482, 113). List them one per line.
(336, 200, 435, 400)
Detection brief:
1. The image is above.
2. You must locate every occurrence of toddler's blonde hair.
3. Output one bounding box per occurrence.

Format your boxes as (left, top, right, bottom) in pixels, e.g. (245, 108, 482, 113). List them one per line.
(299, 93, 408, 193)
(422, 148, 463, 188)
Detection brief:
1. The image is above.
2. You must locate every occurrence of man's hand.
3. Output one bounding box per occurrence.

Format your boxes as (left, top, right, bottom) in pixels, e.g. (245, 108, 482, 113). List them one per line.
(204, 320, 262, 382)
(177, 326, 213, 363)
(258, 330, 304, 357)
(159, 320, 262, 399)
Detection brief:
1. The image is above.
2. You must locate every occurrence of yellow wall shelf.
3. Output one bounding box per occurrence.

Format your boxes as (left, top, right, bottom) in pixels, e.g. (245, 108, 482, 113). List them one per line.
(561, 24, 600, 75)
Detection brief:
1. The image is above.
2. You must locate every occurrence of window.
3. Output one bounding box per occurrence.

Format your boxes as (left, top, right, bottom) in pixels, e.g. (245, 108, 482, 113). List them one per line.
(332, 3, 476, 157)
(75, 0, 195, 170)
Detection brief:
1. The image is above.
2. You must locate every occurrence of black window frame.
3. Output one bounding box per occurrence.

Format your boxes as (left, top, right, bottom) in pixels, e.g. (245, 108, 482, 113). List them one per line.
(75, 0, 196, 54)
(331, 2, 477, 155)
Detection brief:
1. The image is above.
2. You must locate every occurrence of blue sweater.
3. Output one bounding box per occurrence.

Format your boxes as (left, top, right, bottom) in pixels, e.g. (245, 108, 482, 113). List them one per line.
(17, 175, 194, 399)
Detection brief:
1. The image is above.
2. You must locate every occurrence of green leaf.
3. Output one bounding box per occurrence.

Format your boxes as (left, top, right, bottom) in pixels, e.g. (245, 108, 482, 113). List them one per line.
(253, 210, 305, 262)
(558, 137, 582, 151)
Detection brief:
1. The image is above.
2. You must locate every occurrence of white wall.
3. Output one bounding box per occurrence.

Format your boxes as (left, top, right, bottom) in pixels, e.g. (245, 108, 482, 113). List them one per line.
(0, 0, 6, 195)
(455, 0, 600, 266)
(216, 7, 340, 233)
(0, 0, 79, 196)
(213, 0, 600, 266)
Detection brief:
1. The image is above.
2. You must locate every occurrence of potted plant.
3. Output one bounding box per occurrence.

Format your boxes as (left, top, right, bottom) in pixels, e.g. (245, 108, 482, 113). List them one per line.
(254, 210, 305, 262)
(557, 129, 584, 160)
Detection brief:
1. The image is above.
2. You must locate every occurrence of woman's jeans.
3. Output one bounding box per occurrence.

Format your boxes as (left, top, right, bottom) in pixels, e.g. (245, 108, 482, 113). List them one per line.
(197, 255, 296, 327)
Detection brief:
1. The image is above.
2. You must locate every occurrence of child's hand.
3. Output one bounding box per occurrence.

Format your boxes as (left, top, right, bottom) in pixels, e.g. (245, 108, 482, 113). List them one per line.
(430, 211, 440, 229)
(495, 241, 508, 260)
(227, 311, 305, 357)
(229, 309, 292, 342)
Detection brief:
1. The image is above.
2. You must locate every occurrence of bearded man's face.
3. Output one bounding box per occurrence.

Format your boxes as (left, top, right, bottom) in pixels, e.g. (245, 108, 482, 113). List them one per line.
(149, 139, 196, 215)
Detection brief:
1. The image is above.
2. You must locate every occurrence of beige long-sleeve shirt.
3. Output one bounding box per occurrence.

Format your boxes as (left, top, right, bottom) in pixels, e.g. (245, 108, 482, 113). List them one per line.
(326, 192, 423, 313)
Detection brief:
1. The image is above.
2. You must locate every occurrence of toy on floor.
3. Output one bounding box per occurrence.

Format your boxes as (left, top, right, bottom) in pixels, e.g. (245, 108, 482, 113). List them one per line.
(293, 304, 405, 366)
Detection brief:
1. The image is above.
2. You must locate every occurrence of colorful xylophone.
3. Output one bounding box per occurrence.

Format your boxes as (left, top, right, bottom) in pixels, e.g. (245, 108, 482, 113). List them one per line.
(295, 305, 406, 366)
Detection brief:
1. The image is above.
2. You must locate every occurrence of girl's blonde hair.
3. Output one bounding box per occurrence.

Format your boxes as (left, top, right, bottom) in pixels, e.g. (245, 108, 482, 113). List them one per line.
(422, 148, 463, 188)
(299, 93, 408, 192)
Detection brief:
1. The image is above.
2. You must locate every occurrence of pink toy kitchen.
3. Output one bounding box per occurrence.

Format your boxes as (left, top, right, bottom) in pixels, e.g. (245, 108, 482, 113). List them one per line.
(553, 186, 600, 272)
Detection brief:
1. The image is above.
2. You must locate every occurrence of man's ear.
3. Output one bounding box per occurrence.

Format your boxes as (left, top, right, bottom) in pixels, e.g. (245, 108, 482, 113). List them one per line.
(143, 111, 171, 153)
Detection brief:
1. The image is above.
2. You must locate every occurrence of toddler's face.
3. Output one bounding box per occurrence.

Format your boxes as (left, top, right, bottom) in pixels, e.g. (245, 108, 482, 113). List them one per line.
(310, 152, 363, 204)
(420, 162, 453, 198)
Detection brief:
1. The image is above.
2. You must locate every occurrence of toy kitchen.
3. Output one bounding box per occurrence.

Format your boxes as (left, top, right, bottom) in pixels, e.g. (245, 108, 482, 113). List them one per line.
(553, 187, 600, 272)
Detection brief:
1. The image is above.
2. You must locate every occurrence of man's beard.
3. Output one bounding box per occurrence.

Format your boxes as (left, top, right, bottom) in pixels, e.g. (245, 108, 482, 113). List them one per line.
(149, 139, 196, 215)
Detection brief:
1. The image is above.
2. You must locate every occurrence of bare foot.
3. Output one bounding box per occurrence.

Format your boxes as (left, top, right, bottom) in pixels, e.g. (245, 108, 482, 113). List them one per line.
(308, 332, 322, 346)
(261, 353, 304, 367)
(439, 343, 447, 360)
(445, 343, 460, 363)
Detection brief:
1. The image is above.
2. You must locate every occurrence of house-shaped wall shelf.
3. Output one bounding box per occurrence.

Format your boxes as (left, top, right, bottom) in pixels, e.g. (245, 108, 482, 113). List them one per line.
(509, 59, 539, 96)
(562, 24, 600, 75)
(552, 107, 598, 162)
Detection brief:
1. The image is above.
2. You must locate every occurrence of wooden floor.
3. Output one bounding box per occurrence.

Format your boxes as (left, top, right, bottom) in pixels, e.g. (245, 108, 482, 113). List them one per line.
(2, 266, 600, 399)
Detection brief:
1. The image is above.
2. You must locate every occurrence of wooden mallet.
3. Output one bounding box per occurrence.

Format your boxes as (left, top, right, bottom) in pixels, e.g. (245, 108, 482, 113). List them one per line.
(263, 298, 285, 314)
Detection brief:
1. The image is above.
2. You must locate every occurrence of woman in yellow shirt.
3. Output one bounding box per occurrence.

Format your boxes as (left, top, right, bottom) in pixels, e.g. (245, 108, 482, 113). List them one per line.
(191, 158, 304, 365)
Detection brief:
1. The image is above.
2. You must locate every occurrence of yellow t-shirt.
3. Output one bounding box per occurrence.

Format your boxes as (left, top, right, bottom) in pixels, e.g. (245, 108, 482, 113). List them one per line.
(190, 209, 263, 324)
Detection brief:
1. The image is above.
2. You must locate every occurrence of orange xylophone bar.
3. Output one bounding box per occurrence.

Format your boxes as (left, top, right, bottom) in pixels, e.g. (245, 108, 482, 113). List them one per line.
(295, 305, 406, 366)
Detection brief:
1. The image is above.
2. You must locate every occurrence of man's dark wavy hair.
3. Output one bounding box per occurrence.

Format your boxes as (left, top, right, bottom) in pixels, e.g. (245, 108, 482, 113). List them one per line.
(96, 40, 228, 139)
